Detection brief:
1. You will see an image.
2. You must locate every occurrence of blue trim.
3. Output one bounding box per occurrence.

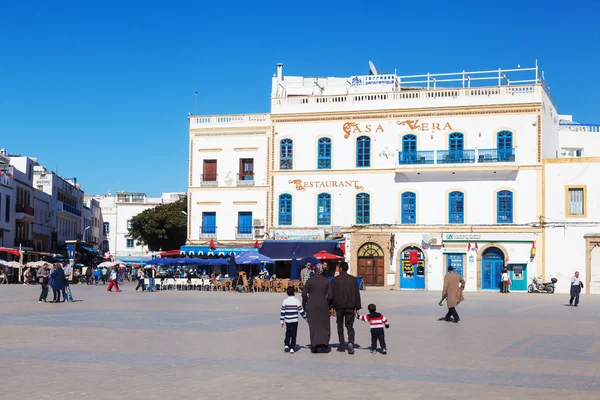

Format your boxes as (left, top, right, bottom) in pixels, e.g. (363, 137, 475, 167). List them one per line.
(317, 137, 332, 169)
(401, 192, 416, 224)
(280, 139, 293, 170)
(356, 136, 371, 168)
(449, 132, 464, 151)
(278, 194, 292, 226)
(317, 193, 331, 225)
(497, 190, 513, 224)
(356, 192, 370, 224)
(448, 191, 464, 224)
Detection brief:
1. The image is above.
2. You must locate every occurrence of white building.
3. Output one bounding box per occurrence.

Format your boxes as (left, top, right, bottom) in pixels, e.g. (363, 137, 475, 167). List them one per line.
(190, 63, 599, 293)
(93, 191, 185, 262)
(0, 152, 15, 250)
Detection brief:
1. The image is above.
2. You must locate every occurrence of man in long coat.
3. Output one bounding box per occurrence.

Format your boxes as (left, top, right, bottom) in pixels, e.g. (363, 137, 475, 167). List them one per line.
(439, 266, 465, 323)
(301, 264, 331, 353)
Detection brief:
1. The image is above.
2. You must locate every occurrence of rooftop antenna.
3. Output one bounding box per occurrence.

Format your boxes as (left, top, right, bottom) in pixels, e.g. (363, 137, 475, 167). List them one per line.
(369, 60, 378, 76)
(194, 92, 198, 115)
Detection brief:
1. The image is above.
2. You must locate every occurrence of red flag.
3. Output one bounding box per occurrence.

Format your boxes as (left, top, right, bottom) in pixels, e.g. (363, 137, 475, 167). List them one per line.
(209, 238, 216, 250)
(253, 240, 260, 249)
(467, 242, 471, 251)
(474, 242, 479, 252)
(409, 251, 419, 264)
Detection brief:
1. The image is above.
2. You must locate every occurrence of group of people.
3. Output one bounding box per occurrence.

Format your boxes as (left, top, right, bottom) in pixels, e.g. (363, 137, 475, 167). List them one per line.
(35, 261, 73, 303)
(281, 261, 390, 355)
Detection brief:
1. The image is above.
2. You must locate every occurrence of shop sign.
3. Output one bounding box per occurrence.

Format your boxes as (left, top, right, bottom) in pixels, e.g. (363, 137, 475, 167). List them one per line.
(443, 233, 536, 243)
(37, 179, 51, 185)
(273, 230, 325, 241)
(397, 119, 453, 131)
(342, 119, 453, 139)
(350, 75, 396, 87)
(288, 179, 364, 191)
(343, 122, 384, 138)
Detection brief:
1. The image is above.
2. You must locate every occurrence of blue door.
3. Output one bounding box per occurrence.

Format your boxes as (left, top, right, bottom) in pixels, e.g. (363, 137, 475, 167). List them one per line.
(400, 247, 425, 289)
(446, 253, 464, 277)
(481, 248, 505, 290)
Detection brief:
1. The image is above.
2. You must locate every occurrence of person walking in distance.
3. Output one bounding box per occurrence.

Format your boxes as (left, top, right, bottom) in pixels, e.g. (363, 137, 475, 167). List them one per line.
(85, 265, 92, 285)
(37, 264, 50, 303)
(438, 266, 465, 323)
(107, 266, 121, 292)
(329, 262, 362, 355)
(101, 266, 108, 285)
(148, 266, 157, 292)
(569, 271, 583, 307)
(501, 267, 509, 293)
(280, 286, 307, 354)
(135, 267, 146, 292)
(50, 263, 65, 303)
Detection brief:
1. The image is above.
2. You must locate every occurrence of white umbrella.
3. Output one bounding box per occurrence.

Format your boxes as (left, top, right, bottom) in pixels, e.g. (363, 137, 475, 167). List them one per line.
(0, 260, 6, 265)
(98, 261, 114, 268)
(6, 261, 22, 268)
(26, 261, 47, 267)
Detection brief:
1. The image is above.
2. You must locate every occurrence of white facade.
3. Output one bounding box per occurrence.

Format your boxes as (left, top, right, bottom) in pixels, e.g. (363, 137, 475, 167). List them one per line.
(94, 191, 185, 260)
(0, 153, 15, 250)
(558, 115, 600, 158)
(189, 63, 600, 292)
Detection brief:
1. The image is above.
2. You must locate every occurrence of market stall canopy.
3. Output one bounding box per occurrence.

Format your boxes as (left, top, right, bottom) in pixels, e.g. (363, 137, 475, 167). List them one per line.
(259, 240, 341, 261)
(235, 251, 274, 265)
(180, 245, 256, 257)
(0, 247, 20, 257)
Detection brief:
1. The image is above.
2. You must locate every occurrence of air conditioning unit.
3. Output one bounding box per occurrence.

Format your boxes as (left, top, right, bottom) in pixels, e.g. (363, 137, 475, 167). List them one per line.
(429, 237, 440, 246)
(253, 219, 265, 228)
(422, 234, 431, 244)
(254, 228, 265, 237)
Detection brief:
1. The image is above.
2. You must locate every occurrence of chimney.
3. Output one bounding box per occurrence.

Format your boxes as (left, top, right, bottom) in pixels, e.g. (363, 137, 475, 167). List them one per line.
(276, 63, 283, 81)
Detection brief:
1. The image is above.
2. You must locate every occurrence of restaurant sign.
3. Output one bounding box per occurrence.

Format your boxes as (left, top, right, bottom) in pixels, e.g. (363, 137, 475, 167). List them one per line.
(288, 179, 363, 191)
(443, 233, 536, 243)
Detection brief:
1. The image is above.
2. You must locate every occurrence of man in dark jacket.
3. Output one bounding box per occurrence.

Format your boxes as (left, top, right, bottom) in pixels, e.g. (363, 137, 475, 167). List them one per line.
(329, 262, 361, 354)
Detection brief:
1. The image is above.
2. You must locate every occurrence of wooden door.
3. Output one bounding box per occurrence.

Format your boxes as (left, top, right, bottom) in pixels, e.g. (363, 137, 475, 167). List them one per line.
(203, 160, 217, 181)
(374, 257, 384, 286)
(358, 257, 373, 285)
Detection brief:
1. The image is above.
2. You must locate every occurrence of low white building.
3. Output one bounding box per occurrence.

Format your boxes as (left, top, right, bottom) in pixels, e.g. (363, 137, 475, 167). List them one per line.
(94, 191, 185, 262)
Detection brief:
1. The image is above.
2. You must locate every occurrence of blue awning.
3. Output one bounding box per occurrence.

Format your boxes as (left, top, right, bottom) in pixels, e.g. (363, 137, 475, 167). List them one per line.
(79, 246, 100, 254)
(259, 240, 341, 261)
(180, 246, 256, 257)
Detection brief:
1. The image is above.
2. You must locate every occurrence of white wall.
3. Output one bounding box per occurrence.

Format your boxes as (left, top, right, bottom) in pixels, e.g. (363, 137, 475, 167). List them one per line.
(544, 161, 600, 293)
(541, 93, 560, 159)
(559, 129, 600, 157)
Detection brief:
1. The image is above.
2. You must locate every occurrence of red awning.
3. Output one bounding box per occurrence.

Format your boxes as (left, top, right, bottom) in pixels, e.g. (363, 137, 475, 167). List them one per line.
(0, 247, 20, 256)
(314, 250, 344, 260)
(339, 243, 346, 255)
(160, 249, 181, 258)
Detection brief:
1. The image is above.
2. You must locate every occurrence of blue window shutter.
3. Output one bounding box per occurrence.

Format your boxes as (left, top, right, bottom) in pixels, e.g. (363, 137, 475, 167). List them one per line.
(202, 212, 216, 233)
(318, 138, 332, 169)
(448, 192, 464, 224)
(356, 193, 370, 224)
(356, 136, 371, 168)
(278, 194, 292, 226)
(280, 139, 293, 170)
(317, 193, 331, 225)
(497, 191, 513, 224)
(238, 212, 253, 234)
(401, 192, 416, 224)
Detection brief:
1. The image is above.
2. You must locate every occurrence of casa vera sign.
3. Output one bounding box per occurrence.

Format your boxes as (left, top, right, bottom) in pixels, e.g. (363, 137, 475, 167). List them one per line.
(288, 179, 364, 191)
(342, 119, 453, 138)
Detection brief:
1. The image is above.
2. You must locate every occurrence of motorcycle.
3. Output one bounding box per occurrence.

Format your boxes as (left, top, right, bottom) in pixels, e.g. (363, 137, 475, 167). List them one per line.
(527, 276, 557, 294)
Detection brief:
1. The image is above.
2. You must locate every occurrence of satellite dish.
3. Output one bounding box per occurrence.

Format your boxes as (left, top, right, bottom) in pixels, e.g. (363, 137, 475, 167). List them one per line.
(369, 61, 377, 76)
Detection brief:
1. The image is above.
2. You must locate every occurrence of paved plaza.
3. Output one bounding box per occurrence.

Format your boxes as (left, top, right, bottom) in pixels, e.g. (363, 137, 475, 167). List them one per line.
(1, 283, 600, 400)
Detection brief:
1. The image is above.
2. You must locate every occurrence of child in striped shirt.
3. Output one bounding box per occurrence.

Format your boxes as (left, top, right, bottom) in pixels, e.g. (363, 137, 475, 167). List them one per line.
(357, 303, 390, 354)
(280, 287, 307, 354)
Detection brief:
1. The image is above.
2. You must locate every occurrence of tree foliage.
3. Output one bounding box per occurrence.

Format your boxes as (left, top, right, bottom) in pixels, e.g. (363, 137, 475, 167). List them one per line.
(128, 196, 187, 252)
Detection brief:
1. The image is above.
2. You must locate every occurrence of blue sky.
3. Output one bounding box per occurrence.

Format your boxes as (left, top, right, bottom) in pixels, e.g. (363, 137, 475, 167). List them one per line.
(1, 0, 598, 196)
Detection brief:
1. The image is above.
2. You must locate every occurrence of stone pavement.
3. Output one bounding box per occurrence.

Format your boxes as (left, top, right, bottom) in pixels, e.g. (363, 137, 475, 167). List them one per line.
(1, 282, 600, 400)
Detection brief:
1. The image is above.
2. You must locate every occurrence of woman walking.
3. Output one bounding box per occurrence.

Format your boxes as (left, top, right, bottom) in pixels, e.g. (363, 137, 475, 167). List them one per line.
(107, 266, 121, 292)
(50, 263, 65, 303)
(301, 263, 332, 353)
(135, 267, 146, 292)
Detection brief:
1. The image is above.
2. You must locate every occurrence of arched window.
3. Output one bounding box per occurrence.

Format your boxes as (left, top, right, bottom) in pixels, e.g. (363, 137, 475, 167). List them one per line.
(401, 192, 416, 224)
(280, 139, 293, 170)
(449, 132, 464, 151)
(356, 136, 371, 168)
(317, 193, 331, 225)
(401, 134, 418, 163)
(318, 138, 332, 169)
(497, 190, 513, 224)
(278, 194, 292, 225)
(497, 131, 513, 161)
(356, 193, 370, 224)
(448, 191, 464, 224)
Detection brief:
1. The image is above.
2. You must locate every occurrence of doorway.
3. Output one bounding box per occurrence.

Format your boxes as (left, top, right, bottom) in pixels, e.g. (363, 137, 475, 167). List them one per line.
(357, 242, 384, 286)
(481, 247, 505, 290)
(446, 253, 464, 277)
(400, 246, 425, 289)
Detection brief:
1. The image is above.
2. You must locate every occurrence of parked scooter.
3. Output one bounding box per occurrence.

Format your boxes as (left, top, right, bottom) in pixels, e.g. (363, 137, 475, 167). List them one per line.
(527, 276, 557, 294)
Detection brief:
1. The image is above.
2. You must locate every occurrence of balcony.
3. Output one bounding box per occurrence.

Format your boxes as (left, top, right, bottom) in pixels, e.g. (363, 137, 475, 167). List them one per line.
(398, 151, 435, 165)
(60, 202, 82, 217)
(200, 174, 218, 187)
(199, 226, 217, 239)
(15, 204, 35, 218)
(235, 226, 253, 240)
(397, 148, 515, 166)
(236, 173, 255, 187)
(437, 150, 476, 164)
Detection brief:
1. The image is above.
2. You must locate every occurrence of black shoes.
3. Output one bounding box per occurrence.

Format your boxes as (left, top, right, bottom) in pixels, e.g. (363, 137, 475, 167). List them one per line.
(337, 347, 345, 352)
